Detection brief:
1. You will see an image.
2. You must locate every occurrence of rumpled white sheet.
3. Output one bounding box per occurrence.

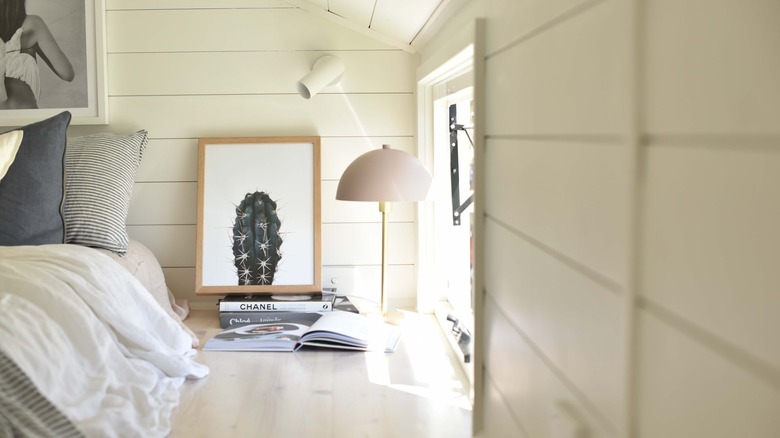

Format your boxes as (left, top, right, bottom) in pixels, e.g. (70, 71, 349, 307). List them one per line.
(0, 244, 209, 438)
(96, 239, 199, 347)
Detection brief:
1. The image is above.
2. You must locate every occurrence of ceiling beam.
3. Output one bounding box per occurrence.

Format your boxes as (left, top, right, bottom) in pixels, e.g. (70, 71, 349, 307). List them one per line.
(282, 0, 418, 54)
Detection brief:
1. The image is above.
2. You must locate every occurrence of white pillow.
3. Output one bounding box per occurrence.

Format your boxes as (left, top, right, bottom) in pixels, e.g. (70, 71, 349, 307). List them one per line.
(0, 130, 23, 183)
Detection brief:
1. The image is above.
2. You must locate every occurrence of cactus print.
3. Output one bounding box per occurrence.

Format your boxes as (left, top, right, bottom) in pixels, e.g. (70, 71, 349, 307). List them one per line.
(232, 191, 283, 285)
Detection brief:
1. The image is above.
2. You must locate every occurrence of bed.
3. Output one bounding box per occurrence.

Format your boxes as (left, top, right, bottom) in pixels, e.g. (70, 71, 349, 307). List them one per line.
(0, 112, 208, 437)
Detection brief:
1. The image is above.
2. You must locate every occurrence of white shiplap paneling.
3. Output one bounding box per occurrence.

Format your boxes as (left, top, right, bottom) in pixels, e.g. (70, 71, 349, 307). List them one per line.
(484, 0, 628, 137)
(481, 375, 529, 438)
(643, 0, 780, 135)
(484, 138, 630, 287)
(108, 0, 290, 10)
(483, 298, 617, 437)
(128, 179, 417, 227)
(69, 94, 415, 139)
(484, 0, 592, 52)
(95, 4, 419, 307)
(322, 223, 416, 266)
(484, 219, 626, 427)
(106, 9, 395, 53)
(135, 139, 198, 182)
(640, 143, 780, 369)
(637, 311, 780, 438)
(127, 182, 196, 225)
(108, 51, 417, 96)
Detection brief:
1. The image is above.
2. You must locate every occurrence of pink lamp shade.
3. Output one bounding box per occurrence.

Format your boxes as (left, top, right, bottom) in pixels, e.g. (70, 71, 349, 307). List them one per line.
(336, 144, 432, 202)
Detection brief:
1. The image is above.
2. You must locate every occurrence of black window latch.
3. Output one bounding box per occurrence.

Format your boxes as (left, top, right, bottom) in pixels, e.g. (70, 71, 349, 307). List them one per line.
(446, 314, 472, 363)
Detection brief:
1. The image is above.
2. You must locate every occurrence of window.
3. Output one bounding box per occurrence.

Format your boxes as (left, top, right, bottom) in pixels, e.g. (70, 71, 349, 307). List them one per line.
(417, 46, 475, 397)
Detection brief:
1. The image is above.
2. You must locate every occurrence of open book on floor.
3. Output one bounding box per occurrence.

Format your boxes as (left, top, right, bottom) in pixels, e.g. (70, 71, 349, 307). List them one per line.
(203, 311, 401, 353)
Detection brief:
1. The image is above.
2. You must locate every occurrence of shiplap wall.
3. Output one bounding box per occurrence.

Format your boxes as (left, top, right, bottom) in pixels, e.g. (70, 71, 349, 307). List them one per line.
(421, 0, 780, 437)
(69, 0, 420, 309)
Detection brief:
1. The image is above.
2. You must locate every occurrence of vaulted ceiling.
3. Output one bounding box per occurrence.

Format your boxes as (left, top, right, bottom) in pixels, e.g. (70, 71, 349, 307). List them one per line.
(283, 0, 451, 53)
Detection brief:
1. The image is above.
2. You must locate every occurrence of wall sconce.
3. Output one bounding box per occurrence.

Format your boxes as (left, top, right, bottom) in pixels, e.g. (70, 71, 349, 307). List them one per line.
(296, 55, 344, 99)
(336, 144, 433, 316)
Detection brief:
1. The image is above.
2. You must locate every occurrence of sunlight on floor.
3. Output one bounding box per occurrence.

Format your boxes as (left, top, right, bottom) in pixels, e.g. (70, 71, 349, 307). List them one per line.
(364, 310, 472, 411)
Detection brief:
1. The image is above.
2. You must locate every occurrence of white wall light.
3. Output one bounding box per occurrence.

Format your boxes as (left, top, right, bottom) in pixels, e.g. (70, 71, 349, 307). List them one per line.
(296, 55, 345, 99)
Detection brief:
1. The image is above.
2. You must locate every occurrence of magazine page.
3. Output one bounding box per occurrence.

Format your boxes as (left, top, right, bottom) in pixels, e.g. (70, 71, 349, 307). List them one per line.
(298, 311, 402, 353)
(204, 313, 322, 351)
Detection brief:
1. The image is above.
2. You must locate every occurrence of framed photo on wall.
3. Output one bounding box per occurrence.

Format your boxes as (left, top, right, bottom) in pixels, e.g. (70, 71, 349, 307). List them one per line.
(0, 0, 107, 126)
(196, 137, 322, 296)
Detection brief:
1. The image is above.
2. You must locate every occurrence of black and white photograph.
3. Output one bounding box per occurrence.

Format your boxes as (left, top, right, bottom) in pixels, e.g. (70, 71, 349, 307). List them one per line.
(0, 0, 106, 125)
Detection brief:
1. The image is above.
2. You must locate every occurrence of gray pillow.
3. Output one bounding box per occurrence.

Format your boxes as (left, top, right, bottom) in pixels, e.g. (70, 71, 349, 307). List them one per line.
(0, 111, 72, 246)
(64, 130, 148, 255)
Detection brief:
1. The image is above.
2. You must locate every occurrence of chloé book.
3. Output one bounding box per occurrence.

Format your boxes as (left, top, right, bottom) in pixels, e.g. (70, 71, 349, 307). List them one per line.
(204, 310, 401, 353)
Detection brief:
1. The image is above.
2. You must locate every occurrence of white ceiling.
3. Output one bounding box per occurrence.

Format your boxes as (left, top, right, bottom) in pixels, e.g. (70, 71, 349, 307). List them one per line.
(284, 0, 450, 52)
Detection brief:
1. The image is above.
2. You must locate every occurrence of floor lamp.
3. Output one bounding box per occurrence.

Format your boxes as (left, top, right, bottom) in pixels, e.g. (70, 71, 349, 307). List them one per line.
(336, 144, 432, 315)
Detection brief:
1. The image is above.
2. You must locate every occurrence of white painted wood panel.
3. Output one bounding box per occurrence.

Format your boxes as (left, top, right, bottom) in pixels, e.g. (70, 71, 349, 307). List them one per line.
(305, 0, 328, 9)
(107, 9, 394, 53)
(322, 180, 416, 223)
(135, 139, 198, 183)
(482, 375, 529, 438)
(322, 223, 416, 266)
(483, 298, 618, 437)
(643, 0, 780, 135)
(108, 0, 290, 10)
(94, 1, 423, 318)
(328, 0, 374, 26)
(161, 267, 202, 307)
(78, 94, 414, 139)
(127, 182, 196, 225)
(484, 0, 592, 52)
(371, 0, 441, 44)
(640, 144, 780, 368)
(134, 137, 415, 184)
(485, 219, 626, 427)
(321, 265, 417, 308)
(108, 51, 417, 96)
(127, 225, 196, 267)
(485, 138, 630, 285)
(128, 223, 415, 268)
(484, 0, 628, 136)
(637, 311, 780, 438)
(321, 137, 415, 180)
(127, 180, 417, 226)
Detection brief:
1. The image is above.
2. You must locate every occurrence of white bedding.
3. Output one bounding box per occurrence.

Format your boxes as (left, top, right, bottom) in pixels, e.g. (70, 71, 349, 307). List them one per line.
(96, 239, 199, 347)
(0, 244, 209, 437)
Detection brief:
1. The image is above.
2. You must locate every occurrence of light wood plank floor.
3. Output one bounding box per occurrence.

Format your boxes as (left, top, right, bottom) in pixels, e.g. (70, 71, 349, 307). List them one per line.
(171, 309, 473, 438)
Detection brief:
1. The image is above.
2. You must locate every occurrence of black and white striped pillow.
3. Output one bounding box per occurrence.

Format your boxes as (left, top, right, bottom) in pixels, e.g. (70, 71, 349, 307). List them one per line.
(0, 349, 84, 437)
(64, 130, 148, 255)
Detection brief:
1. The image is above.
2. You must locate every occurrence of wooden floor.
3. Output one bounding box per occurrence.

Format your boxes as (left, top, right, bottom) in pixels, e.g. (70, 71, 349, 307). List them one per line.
(171, 309, 473, 438)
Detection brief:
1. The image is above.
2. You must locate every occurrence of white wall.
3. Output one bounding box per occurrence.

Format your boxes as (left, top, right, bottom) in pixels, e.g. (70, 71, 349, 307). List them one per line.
(421, 0, 780, 437)
(70, 0, 421, 309)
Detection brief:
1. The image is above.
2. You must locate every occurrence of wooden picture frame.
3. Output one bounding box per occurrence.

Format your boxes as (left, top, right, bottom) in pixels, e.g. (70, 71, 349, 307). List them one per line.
(0, 0, 108, 126)
(196, 137, 322, 295)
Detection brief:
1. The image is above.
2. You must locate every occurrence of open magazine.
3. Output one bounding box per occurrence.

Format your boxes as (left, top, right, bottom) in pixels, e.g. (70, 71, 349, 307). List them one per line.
(203, 311, 401, 353)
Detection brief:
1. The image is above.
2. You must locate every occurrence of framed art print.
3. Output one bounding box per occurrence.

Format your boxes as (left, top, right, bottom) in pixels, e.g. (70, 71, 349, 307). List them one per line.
(196, 137, 322, 295)
(0, 0, 107, 126)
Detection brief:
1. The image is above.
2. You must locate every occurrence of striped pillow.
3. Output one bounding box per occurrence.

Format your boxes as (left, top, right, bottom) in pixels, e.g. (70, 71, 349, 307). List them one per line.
(64, 130, 148, 255)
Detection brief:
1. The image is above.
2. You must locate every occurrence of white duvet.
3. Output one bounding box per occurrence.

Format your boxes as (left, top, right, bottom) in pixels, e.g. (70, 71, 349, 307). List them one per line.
(0, 244, 209, 437)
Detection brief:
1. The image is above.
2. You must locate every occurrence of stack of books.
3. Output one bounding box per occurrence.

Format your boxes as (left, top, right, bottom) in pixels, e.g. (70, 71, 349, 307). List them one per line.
(217, 293, 358, 329)
(208, 293, 400, 353)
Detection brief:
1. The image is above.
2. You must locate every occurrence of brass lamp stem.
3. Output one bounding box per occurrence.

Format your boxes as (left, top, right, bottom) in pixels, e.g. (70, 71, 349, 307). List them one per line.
(379, 201, 392, 315)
